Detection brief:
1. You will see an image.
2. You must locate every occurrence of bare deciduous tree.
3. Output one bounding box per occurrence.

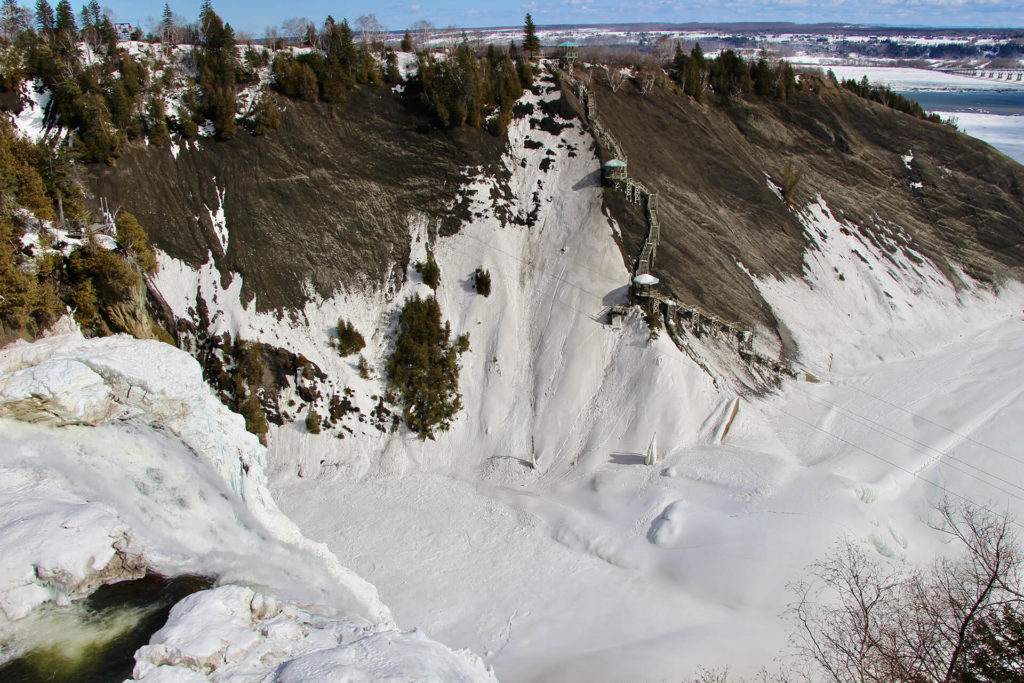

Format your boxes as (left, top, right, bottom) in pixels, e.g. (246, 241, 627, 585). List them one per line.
(0, 0, 30, 43)
(355, 13, 386, 50)
(788, 499, 1023, 683)
(409, 20, 434, 51)
(280, 17, 311, 46)
(652, 35, 676, 63)
(578, 67, 592, 88)
(639, 69, 656, 96)
(605, 66, 626, 93)
(263, 25, 278, 50)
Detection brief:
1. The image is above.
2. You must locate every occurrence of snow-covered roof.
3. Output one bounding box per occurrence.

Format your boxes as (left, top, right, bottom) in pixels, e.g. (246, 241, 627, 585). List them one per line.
(604, 159, 627, 168)
(633, 274, 659, 286)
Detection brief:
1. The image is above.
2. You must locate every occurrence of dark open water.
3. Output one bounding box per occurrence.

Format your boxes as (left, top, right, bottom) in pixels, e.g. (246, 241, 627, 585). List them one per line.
(899, 90, 1024, 116)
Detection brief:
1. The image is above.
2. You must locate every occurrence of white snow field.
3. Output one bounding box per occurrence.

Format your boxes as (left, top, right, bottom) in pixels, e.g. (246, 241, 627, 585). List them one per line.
(0, 320, 495, 680)
(102, 75, 1024, 679)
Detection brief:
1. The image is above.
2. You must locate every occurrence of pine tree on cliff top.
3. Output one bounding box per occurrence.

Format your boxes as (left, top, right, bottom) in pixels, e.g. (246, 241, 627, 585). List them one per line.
(523, 13, 540, 59)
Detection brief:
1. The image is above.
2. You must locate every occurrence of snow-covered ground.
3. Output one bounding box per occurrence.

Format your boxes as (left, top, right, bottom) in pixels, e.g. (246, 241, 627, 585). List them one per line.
(6, 61, 1019, 680)
(11, 79, 53, 143)
(259, 80, 1024, 680)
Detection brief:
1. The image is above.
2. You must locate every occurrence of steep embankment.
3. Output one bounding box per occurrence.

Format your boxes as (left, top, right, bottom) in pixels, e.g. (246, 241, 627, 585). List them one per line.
(585, 72, 1024, 354)
(86, 88, 505, 311)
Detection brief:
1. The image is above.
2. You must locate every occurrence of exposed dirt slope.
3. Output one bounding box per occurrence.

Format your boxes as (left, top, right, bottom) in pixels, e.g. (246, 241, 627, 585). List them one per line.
(86, 89, 504, 310)
(584, 74, 1024, 351)
(86, 73, 1024, 354)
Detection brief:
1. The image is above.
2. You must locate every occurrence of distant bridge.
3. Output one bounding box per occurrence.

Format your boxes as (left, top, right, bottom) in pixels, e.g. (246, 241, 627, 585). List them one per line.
(940, 68, 1024, 82)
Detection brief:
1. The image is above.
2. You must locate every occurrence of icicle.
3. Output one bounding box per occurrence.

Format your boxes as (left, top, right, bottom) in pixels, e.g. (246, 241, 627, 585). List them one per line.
(645, 433, 658, 466)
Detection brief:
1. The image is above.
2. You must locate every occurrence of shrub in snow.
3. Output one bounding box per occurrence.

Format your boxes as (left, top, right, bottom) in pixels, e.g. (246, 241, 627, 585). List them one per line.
(236, 340, 265, 385)
(415, 251, 440, 290)
(240, 392, 268, 444)
(336, 318, 366, 357)
(474, 267, 491, 297)
(642, 301, 661, 340)
(305, 409, 321, 434)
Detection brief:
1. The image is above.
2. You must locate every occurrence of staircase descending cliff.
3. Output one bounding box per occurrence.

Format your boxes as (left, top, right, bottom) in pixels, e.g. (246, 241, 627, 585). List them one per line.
(554, 64, 801, 387)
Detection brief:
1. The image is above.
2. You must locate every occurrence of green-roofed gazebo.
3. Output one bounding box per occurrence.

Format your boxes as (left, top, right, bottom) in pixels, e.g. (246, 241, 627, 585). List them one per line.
(603, 158, 627, 182)
(558, 41, 579, 68)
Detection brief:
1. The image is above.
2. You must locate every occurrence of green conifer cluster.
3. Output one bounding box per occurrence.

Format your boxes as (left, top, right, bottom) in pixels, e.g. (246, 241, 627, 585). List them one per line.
(386, 294, 469, 440)
(672, 44, 797, 101)
(335, 317, 365, 356)
(838, 74, 944, 123)
(411, 38, 532, 133)
(271, 18, 382, 103)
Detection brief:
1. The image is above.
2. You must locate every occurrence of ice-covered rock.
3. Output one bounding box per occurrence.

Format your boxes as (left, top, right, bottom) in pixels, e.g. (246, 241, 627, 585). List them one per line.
(0, 468, 144, 621)
(131, 585, 496, 682)
(0, 321, 390, 626)
(0, 321, 495, 679)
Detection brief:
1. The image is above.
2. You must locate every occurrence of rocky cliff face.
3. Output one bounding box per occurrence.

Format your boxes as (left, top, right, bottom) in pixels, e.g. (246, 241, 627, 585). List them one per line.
(87, 71, 1024, 363)
(86, 89, 505, 312)
(586, 73, 1024, 355)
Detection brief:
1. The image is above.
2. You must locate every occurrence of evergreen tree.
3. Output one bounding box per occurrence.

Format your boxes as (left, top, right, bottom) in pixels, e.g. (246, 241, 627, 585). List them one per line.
(386, 294, 468, 440)
(400, 28, 411, 51)
(53, 0, 74, 34)
(250, 92, 279, 134)
(115, 211, 157, 274)
(195, 5, 239, 139)
(34, 0, 53, 34)
(384, 48, 400, 83)
(522, 13, 539, 58)
(159, 2, 173, 43)
(82, 0, 99, 28)
(335, 317, 365, 356)
(146, 95, 171, 146)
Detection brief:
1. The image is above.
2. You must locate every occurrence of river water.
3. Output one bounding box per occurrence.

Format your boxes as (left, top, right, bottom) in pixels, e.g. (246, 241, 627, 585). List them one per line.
(0, 575, 212, 683)
(900, 90, 1024, 164)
